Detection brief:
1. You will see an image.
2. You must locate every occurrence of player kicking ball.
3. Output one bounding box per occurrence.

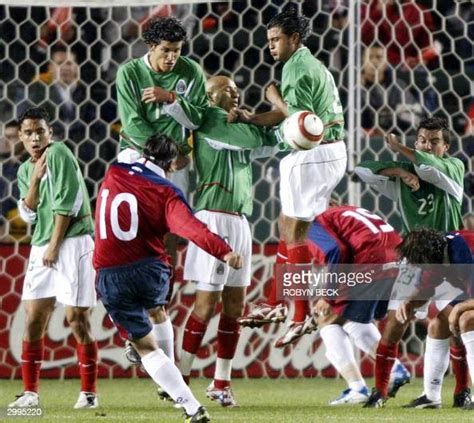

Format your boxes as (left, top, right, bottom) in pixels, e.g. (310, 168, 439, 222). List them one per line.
(94, 134, 243, 422)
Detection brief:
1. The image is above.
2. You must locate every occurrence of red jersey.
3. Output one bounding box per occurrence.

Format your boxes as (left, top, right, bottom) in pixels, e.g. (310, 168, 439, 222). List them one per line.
(93, 161, 231, 269)
(458, 230, 474, 256)
(309, 205, 402, 264)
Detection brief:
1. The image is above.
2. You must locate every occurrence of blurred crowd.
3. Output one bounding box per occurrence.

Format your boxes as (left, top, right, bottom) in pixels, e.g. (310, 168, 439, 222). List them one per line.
(1, 0, 473, 242)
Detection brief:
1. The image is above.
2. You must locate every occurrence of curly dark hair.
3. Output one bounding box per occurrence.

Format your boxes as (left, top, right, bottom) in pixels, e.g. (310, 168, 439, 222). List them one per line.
(267, 4, 311, 44)
(143, 133, 178, 171)
(18, 107, 51, 127)
(143, 17, 187, 46)
(398, 227, 447, 264)
(417, 116, 450, 145)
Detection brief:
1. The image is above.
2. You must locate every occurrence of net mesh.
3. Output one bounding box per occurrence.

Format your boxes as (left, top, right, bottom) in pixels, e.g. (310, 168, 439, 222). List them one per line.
(0, 0, 472, 378)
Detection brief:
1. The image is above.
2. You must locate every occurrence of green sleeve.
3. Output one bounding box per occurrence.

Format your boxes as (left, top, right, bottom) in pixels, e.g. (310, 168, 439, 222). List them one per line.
(169, 64, 208, 129)
(357, 160, 413, 176)
(200, 108, 278, 150)
(116, 65, 156, 150)
(414, 151, 464, 201)
(17, 164, 29, 199)
(415, 151, 464, 180)
(48, 147, 83, 216)
(286, 74, 315, 115)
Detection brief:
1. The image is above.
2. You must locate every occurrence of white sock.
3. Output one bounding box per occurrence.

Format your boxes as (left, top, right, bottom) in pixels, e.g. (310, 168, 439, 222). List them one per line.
(179, 350, 195, 378)
(215, 358, 232, 382)
(423, 337, 449, 402)
(342, 321, 404, 372)
(320, 324, 366, 391)
(141, 349, 200, 416)
(461, 331, 474, 383)
(152, 319, 175, 363)
(342, 321, 381, 357)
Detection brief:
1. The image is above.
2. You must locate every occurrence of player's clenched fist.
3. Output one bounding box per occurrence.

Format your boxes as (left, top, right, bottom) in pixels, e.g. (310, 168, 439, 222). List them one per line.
(142, 86, 175, 104)
(223, 252, 244, 269)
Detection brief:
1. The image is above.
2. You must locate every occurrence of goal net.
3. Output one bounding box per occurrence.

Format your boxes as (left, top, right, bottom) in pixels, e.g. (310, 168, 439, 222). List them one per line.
(1, 0, 472, 379)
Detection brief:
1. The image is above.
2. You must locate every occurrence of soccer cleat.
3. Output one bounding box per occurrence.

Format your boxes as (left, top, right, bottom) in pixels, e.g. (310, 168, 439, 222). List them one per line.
(402, 394, 441, 409)
(8, 391, 39, 407)
(274, 315, 318, 348)
(363, 388, 386, 408)
(237, 303, 288, 328)
(74, 391, 99, 409)
(329, 386, 369, 405)
(184, 405, 210, 422)
(453, 388, 472, 408)
(206, 382, 239, 407)
(157, 386, 173, 402)
(124, 341, 142, 366)
(387, 362, 411, 398)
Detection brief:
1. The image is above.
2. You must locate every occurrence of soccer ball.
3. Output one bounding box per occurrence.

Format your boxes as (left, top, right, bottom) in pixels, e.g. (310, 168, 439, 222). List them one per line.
(282, 111, 324, 150)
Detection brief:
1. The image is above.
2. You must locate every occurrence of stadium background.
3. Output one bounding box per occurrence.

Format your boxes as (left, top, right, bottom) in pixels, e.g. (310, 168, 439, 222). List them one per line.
(0, 0, 472, 381)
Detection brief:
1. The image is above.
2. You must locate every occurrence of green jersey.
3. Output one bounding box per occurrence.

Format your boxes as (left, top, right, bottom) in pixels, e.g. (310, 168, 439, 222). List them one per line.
(116, 55, 208, 155)
(17, 142, 94, 246)
(193, 106, 278, 216)
(355, 151, 464, 233)
(282, 47, 344, 142)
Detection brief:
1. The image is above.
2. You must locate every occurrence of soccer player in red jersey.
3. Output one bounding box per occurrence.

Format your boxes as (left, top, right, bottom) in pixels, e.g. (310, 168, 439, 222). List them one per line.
(94, 134, 243, 423)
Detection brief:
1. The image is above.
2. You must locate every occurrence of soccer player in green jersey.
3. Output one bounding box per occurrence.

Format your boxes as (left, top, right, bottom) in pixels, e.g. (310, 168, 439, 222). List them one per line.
(232, 5, 347, 342)
(116, 16, 208, 189)
(9, 108, 98, 409)
(117, 16, 208, 371)
(356, 118, 469, 408)
(179, 76, 278, 407)
(355, 117, 464, 233)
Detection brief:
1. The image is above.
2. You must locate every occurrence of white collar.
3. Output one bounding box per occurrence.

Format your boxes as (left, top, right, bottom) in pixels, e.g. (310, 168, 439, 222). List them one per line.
(136, 157, 166, 178)
(143, 53, 153, 71)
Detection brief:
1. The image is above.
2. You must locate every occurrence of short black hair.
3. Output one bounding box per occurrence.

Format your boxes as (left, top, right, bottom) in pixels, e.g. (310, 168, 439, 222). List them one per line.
(143, 134, 178, 171)
(417, 116, 450, 145)
(399, 227, 447, 264)
(267, 4, 311, 44)
(5, 120, 19, 129)
(143, 17, 187, 46)
(18, 107, 51, 127)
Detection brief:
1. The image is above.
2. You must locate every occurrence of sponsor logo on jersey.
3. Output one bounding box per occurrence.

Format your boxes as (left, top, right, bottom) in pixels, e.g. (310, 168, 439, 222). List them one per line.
(176, 79, 187, 95)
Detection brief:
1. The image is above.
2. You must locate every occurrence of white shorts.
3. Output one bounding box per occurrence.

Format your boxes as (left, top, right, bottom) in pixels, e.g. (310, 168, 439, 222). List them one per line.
(183, 210, 252, 292)
(279, 141, 347, 221)
(388, 263, 463, 318)
(118, 147, 189, 197)
(22, 234, 97, 307)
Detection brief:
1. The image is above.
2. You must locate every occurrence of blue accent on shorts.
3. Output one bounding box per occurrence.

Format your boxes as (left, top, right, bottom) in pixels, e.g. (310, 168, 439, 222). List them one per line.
(341, 299, 389, 324)
(96, 257, 171, 341)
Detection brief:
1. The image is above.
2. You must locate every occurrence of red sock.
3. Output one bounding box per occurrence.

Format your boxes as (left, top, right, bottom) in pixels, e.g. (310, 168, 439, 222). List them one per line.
(451, 344, 470, 395)
(286, 242, 312, 265)
(217, 314, 240, 360)
(267, 239, 287, 306)
(375, 341, 399, 398)
(294, 300, 310, 322)
(182, 313, 208, 354)
(214, 379, 231, 389)
(21, 339, 44, 393)
(77, 341, 98, 393)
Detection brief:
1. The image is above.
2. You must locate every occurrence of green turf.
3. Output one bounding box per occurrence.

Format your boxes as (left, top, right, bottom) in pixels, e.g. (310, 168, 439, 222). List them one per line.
(0, 376, 472, 422)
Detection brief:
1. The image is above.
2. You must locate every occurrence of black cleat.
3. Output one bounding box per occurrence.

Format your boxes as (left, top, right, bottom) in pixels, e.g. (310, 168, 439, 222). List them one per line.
(184, 406, 210, 422)
(402, 394, 441, 409)
(453, 388, 472, 408)
(363, 388, 386, 408)
(157, 386, 173, 402)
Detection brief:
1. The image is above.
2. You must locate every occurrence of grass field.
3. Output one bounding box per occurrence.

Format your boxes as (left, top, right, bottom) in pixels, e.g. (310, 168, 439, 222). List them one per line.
(1, 376, 473, 422)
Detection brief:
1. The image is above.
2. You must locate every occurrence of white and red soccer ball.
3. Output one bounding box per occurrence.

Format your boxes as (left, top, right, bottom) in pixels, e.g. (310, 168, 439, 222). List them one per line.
(282, 110, 324, 150)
